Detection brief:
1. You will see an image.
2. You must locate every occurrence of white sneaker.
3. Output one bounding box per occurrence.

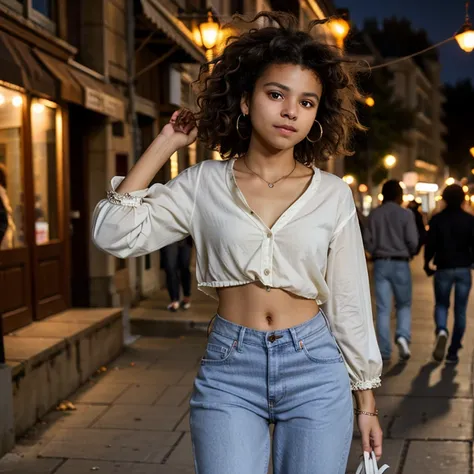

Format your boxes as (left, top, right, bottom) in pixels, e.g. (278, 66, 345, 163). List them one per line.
(433, 329, 448, 362)
(396, 337, 411, 361)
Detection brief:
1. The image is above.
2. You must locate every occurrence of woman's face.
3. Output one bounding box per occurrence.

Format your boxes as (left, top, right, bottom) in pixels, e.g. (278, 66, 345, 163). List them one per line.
(241, 63, 323, 152)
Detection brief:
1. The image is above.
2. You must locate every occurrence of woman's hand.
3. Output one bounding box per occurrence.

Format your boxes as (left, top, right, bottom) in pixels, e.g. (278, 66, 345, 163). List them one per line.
(357, 413, 383, 460)
(160, 108, 198, 150)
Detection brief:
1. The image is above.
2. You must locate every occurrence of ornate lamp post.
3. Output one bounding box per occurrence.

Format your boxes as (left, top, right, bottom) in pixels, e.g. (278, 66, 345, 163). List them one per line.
(455, 2, 474, 52)
(192, 10, 221, 63)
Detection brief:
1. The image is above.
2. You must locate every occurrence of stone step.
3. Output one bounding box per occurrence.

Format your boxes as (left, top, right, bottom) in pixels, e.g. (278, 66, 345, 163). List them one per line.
(4, 308, 124, 437)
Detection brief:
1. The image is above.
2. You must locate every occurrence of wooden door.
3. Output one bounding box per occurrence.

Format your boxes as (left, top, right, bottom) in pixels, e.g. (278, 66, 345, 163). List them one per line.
(0, 88, 33, 334)
(29, 98, 69, 320)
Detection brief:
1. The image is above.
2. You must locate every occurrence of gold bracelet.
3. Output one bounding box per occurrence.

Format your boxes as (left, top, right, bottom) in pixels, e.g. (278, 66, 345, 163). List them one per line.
(354, 408, 379, 417)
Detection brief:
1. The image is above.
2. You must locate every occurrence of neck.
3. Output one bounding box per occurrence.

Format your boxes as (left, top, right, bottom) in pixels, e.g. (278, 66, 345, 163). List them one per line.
(244, 134, 296, 180)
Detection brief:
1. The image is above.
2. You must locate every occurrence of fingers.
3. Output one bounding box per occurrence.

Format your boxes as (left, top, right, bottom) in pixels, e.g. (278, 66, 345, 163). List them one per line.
(361, 431, 372, 456)
(172, 108, 196, 134)
(371, 429, 383, 460)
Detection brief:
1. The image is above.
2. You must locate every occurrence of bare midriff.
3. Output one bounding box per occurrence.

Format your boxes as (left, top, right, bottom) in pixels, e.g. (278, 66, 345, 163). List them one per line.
(216, 281, 320, 331)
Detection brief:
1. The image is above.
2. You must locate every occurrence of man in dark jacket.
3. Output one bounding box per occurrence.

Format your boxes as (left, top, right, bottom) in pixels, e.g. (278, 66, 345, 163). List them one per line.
(425, 184, 474, 364)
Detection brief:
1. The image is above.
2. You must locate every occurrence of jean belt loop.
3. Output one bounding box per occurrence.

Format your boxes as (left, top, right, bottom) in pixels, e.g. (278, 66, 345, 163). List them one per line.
(237, 326, 246, 353)
(289, 327, 301, 352)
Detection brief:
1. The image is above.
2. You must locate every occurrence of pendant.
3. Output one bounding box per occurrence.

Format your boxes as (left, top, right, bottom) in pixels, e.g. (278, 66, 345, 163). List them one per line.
(268, 183, 274, 188)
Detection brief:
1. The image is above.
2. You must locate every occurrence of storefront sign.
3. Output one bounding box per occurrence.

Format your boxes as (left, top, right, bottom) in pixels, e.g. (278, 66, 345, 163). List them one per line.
(85, 88, 125, 121)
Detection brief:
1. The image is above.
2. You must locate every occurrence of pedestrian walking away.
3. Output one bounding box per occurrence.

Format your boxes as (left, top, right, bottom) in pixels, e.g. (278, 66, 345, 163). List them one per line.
(424, 184, 474, 364)
(364, 180, 419, 362)
(91, 11, 384, 474)
(160, 236, 193, 311)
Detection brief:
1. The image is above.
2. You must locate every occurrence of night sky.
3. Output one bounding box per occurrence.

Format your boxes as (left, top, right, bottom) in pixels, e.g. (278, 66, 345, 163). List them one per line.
(335, 0, 474, 85)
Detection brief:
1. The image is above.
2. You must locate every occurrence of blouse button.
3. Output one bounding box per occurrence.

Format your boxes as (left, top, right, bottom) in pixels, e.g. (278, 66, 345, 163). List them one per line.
(267, 232, 272, 238)
(264, 268, 270, 276)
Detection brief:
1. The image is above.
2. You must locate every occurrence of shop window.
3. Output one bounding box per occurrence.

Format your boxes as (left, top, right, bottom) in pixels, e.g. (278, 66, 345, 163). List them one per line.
(0, 86, 25, 250)
(31, 99, 59, 245)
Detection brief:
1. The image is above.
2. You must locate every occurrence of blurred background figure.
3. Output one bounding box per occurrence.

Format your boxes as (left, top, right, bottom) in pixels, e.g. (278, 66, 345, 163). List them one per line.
(160, 236, 193, 312)
(407, 200, 427, 255)
(424, 184, 474, 364)
(364, 180, 419, 362)
(0, 164, 16, 250)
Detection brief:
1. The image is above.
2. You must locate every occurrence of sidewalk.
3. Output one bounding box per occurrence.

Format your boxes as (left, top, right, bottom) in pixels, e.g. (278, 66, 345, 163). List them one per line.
(0, 257, 473, 473)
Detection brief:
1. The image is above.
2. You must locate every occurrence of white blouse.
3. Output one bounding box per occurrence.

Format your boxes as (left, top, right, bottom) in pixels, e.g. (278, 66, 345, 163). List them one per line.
(92, 158, 382, 391)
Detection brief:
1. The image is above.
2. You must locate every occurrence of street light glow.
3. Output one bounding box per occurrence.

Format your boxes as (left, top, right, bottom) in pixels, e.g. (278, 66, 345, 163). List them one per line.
(358, 184, 368, 193)
(365, 97, 375, 107)
(463, 185, 469, 193)
(384, 154, 397, 169)
(343, 175, 355, 185)
(446, 177, 455, 186)
(470, 147, 474, 157)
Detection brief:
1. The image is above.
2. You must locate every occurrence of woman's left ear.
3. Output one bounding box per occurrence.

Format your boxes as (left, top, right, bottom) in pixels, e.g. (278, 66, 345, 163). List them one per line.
(240, 95, 249, 115)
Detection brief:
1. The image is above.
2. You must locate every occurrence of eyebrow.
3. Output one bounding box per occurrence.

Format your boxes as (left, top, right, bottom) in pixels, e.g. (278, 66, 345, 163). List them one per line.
(263, 82, 320, 102)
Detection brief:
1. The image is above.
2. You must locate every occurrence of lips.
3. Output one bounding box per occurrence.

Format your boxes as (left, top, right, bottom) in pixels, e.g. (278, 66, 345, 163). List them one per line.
(274, 125, 296, 135)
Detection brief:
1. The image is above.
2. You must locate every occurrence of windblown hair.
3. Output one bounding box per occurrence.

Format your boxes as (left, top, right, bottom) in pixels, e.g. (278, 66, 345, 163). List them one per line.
(195, 11, 364, 164)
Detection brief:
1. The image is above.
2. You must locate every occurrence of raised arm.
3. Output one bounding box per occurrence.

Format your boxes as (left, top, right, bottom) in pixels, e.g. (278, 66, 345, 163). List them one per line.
(91, 109, 200, 258)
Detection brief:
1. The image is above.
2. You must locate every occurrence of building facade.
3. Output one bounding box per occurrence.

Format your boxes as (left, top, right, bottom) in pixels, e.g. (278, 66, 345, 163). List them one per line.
(388, 58, 447, 211)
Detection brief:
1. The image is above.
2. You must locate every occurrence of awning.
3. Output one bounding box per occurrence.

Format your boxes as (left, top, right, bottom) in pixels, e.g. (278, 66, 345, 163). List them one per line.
(138, 0, 206, 63)
(0, 31, 56, 98)
(34, 50, 125, 121)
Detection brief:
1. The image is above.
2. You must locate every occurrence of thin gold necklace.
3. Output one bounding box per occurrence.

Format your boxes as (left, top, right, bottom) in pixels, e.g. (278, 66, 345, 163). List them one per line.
(243, 157, 297, 188)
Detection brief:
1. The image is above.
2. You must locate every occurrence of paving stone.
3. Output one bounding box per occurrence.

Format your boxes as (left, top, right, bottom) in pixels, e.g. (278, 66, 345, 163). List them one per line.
(166, 433, 194, 466)
(174, 413, 190, 432)
(402, 441, 470, 474)
(38, 428, 180, 463)
(102, 367, 186, 385)
(346, 439, 404, 474)
(55, 459, 195, 474)
(72, 381, 130, 404)
(91, 404, 189, 431)
(177, 368, 199, 386)
(390, 397, 472, 440)
(155, 386, 191, 406)
(0, 452, 62, 474)
(114, 383, 167, 405)
(41, 404, 109, 429)
(378, 361, 471, 397)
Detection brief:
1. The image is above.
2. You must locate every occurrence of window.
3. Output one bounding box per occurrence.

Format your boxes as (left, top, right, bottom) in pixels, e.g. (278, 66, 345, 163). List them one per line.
(0, 86, 25, 250)
(31, 99, 59, 245)
(32, 0, 55, 20)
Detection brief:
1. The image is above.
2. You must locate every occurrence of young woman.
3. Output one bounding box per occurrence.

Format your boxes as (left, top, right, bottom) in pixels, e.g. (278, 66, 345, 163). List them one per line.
(92, 12, 383, 473)
(0, 164, 16, 250)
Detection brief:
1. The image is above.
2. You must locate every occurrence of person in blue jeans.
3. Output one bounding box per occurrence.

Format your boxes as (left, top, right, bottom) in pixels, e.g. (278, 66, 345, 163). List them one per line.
(364, 180, 419, 362)
(424, 184, 474, 364)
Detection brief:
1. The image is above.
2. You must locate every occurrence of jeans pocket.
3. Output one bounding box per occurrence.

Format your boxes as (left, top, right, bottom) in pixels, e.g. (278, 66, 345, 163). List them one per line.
(300, 328, 343, 364)
(201, 332, 237, 365)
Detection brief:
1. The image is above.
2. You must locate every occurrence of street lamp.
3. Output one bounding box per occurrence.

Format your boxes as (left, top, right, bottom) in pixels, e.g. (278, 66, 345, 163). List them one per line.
(470, 147, 474, 157)
(446, 177, 455, 185)
(192, 10, 220, 63)
(328, 11, 350, 49)
(455, 2, 474, 52)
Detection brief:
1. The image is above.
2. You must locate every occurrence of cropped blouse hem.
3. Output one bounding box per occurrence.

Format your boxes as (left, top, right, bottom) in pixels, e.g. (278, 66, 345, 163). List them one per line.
(350, 377, 382, 391)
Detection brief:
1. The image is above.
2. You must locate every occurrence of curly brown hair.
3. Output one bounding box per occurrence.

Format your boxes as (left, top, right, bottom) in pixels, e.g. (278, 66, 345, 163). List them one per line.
(195, 11, 364, 164)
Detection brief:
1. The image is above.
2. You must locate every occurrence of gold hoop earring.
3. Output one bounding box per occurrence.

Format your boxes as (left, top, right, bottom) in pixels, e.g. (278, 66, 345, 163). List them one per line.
(236, 113, 250, 140)
(306, 119, 323, 143)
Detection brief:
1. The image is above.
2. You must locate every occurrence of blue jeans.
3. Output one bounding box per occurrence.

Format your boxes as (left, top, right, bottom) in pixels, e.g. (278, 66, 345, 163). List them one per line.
(189, 311, 353, 474)
(374, 259, 412, 358)
(434, 268, 472, 353)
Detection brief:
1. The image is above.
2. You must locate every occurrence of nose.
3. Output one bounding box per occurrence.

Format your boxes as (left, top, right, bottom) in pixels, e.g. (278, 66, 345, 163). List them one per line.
(281, 103, 297, 121)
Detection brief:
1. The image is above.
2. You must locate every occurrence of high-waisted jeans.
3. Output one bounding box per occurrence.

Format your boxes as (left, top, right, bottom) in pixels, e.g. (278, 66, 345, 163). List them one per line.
(189, 311, 354, 474)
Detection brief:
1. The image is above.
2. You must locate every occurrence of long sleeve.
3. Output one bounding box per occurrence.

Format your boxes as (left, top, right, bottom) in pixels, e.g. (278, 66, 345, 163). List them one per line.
(324, 188, 382, 391)
(404, 211, 419, 256)
(91, 162, 204, 258)
(424, 217, 437, 265)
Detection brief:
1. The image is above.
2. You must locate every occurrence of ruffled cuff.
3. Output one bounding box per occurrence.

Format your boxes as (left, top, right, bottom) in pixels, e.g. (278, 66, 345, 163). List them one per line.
(106, 177, 149, 208)
(351, 376, 382, 391)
